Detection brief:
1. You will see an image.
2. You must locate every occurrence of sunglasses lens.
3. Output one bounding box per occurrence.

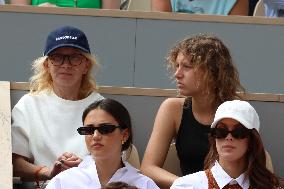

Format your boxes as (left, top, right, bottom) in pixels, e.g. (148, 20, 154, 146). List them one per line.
(211, 127, 250, 139)
(97, 124, 117, 134)
(231, 128, 250, 139)
(211, 128, 228, 139)
(78, 124, 121, 135)
(77, 127, 94, 135)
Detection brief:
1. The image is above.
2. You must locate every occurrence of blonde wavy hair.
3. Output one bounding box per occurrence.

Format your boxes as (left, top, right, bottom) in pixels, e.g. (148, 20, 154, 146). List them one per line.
(167, 34, 244, 107)
(29, 52, 99, 98)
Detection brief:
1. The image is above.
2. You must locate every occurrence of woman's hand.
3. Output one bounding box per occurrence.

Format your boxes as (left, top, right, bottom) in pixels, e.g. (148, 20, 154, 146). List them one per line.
(46, 152, 83, 179)
(57, 152, 82, 170)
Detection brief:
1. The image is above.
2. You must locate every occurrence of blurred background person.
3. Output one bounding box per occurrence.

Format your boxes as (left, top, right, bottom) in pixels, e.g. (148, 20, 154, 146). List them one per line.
(264, 0, 284, 17)
(10, 0, 121, 9)
(151, 0, 248, 16)
(249, 0, 258, 15)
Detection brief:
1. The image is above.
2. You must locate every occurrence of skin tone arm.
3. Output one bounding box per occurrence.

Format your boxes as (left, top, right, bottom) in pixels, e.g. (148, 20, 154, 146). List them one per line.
(102, 0, 121, 9)
(151, 0, 172, 12)
(13, 152, 82, 181)
(141, 98, 184, 189)
(229, 0, 249, 15)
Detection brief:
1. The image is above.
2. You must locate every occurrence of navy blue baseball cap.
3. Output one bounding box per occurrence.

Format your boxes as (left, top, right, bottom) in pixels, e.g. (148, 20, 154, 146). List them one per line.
(44, 26, 91, 56)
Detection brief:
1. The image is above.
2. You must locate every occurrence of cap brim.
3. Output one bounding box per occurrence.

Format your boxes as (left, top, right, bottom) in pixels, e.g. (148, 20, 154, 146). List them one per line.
(44, 44, 90, 56)
(211, 115, 251, 130)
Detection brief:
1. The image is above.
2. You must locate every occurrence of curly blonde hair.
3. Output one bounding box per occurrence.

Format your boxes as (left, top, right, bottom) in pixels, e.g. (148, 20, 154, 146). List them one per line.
(29, 52, 99, 98)
(167, 34, 244, 107)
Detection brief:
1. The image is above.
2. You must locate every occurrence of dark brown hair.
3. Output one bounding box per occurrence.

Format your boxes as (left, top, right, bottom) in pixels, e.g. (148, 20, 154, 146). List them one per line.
(167, 34, 244, 107)
(82, 98, 133, 151)
(102, 182, 138, 189)
(204, 129, 284, 189)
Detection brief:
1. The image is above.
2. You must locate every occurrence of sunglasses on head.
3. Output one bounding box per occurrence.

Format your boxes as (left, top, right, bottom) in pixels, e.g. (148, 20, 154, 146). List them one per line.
(77, 124, 122, 135)
(210, 123, 251, 139)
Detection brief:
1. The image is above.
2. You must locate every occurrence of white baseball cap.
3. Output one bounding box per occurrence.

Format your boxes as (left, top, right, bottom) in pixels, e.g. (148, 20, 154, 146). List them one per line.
(211, 100, 260, 132)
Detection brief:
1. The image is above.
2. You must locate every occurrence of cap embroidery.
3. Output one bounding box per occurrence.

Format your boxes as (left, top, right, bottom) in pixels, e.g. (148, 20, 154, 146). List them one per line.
(56, 36, 78, 41)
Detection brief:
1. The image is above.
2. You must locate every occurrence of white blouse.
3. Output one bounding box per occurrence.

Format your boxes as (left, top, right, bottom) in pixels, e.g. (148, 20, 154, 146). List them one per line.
(171, 161, 249, 189)
(46, 155, 160, 189)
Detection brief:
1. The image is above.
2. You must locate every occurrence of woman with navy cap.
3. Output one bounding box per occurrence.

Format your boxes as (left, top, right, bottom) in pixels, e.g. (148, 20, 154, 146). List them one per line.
(171, 100, 284, 189)
(12, 26, 104, 187)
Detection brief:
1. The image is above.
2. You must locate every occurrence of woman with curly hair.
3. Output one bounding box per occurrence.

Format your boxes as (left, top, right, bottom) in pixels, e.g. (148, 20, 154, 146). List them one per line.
(141, 34, 244, 189)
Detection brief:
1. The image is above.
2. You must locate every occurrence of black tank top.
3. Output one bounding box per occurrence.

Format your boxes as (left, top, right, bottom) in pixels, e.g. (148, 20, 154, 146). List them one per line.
(176, 98, 211, 175)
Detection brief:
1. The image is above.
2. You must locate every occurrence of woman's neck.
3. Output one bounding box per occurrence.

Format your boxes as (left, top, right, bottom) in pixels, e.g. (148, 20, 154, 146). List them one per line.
(219, 159, 247, 179)
(191, 95, 216, 125)
(95, 156, 123, 186)
(53, 85, 81, 100)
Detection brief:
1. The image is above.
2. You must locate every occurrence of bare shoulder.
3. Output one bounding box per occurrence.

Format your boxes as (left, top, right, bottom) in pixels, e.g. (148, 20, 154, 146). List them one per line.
(159, 98, 185, 118)
(157, 97, 185, 132)
(160, 97, 185, 110)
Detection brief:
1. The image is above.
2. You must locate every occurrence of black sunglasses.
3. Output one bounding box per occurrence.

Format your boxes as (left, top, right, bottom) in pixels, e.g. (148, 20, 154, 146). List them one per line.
(77, 124, 122, 135)
(210, 124, 250, 139)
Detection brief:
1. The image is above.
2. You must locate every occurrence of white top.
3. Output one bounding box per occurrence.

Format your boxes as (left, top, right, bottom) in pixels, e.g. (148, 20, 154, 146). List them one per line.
(171, 161, 250, 189)
(45, 155, 160, 189)
(12, 91, 104, 167)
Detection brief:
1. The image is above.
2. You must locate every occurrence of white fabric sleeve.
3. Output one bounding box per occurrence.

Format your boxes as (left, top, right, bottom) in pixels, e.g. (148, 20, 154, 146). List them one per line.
(145, 180, 160, 189)
(45, 177, 61, 189)
(170, 177, 195, 189)
(11, 104, 32, 158)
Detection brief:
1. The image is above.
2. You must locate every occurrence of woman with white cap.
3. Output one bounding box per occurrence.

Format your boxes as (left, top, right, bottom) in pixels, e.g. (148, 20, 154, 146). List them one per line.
(12, 26, 104, 187)
(171, 100, 284, 189)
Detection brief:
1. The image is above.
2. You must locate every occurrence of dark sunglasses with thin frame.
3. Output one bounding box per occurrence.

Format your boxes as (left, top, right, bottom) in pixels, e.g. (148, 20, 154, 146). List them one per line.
(210, 123, 251, 139)
(77, 124, 123, 135)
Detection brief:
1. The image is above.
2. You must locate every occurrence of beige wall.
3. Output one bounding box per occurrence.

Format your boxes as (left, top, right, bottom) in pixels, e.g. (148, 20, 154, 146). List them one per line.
(0, 81, 12, 189)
